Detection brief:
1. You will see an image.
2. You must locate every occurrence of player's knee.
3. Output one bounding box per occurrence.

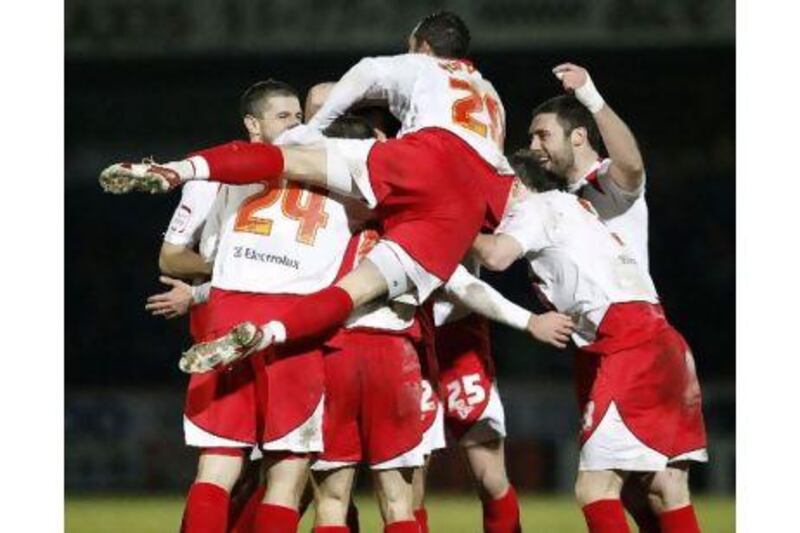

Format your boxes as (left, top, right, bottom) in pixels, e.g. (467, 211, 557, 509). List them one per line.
(648, 466, 692, 510)
(475, 467, 510, 500)
(195, 453, 244, 491)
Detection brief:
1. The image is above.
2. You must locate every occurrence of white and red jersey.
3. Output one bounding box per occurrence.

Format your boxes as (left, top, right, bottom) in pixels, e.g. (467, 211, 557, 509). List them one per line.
(497, 190, 658, 347)
(308, 53, 514, 176)
(163, 181, 221, 260)
(571, 158, 649, 271)
(209, 180, 368, 295)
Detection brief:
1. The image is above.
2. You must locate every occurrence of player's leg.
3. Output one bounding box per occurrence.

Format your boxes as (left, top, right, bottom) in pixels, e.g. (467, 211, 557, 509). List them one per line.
(311, 467, 357, 531)
(372, 468, 419, 532)
(182, 449, 245, 533)
(619, 474, 661, 533)
(411, 463, 429, 533)
(463, 439, 521, 533)
(250, 453, 310, 533)
(644, 462, 701, 533)
(99, 140, 358, 196)
(575, 470, 630, 533)
(180, 255, 397, 374)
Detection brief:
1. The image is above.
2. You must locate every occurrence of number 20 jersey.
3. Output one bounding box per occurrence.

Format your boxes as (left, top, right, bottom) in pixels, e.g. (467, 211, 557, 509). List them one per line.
(207, 180, 366, 295)
(309, 53, 514, 176)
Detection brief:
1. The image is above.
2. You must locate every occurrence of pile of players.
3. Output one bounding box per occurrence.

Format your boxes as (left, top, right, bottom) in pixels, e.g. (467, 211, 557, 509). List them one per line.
(100, 11, 708, 533)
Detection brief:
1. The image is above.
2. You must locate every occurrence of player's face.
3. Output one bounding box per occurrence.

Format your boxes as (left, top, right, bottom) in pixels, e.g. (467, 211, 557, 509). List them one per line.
(529, 113, 574, 178)
(255, 96, 303, 143)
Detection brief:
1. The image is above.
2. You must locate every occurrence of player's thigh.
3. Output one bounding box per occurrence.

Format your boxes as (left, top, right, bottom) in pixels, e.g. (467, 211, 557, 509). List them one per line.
(195, 451, 245, 489)
(335, 258, 390, 307)
(574, 470, 627, 505)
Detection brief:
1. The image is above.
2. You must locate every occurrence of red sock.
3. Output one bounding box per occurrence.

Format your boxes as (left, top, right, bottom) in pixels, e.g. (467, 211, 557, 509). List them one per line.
(313, 527, 350, 533)
(384, 521, 420, 533)
(191, 141, 284, 185)
(278, 286, 354, 343)
(414, 508, 429, 533)
(482, 486, 521, 533)
(659, 505, 700, 533)
(182, 482, 230, 533)
(229, 483, 267, 533)
(581, 499, 631, 533)
(254, 503, 299, 533)
(346, 501, 361, 533)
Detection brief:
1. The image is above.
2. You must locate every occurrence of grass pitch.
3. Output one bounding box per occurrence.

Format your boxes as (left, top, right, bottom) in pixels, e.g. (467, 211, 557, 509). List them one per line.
(65, 493, 734, 532)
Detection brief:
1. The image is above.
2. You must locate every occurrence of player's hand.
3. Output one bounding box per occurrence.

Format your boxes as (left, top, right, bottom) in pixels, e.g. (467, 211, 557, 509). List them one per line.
(145, 276, 193, 319)
(527, 311, 575, 349)
(552, 63, 591, 92)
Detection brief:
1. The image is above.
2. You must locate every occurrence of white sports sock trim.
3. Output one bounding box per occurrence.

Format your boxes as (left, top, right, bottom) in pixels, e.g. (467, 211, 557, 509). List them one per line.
(187, 155, 210, 180)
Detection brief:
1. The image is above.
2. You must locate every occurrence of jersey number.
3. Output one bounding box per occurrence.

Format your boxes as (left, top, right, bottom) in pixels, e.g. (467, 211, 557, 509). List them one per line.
(449, 78, 504, 148)
(234, 182, 329, 245)
(446, 373, 486, 412)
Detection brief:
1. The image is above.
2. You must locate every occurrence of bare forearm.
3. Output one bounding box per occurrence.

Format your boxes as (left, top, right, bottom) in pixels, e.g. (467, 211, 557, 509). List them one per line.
(159, 245, 212, 278)
(593, 105, 644, 189)
(444, 266, 531, 330)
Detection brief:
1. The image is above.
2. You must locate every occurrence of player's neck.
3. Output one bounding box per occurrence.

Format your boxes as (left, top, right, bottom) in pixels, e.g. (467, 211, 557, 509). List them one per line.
(570, 150, 600, 182)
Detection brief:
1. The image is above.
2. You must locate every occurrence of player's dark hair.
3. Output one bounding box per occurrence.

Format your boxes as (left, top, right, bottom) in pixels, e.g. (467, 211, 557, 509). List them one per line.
(413, 11, 470, 58)
(323, 115, 376, 140)
(510, 149, 565, 193)
(240, 79, 298, 118)
(531, 95, 604, 153)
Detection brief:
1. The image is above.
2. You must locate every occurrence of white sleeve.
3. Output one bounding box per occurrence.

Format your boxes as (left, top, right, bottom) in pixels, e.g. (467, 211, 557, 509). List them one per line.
(197, 186, 225, 262)
(596, 159, 646, 204)
(495, 198, 549, 254)
(444, 265, 532, 331)
(307, 54, 422, 130)
(163, 181, 220, 247)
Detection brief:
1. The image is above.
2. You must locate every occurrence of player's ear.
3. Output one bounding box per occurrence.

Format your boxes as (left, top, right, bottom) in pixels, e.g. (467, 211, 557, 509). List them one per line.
(570, 126, 587, 148)
(243, 114, 260, 138)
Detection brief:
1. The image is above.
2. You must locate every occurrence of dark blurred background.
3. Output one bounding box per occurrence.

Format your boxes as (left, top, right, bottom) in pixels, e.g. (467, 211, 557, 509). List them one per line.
(66, 0, 734, 494)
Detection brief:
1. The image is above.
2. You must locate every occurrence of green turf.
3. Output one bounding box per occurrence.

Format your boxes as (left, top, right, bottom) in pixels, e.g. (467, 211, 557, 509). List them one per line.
(65, 493, 734, 532)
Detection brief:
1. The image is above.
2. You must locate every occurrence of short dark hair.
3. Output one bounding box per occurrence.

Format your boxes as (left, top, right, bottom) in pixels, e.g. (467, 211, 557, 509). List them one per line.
(323, 115, 376, 140)
(413, 11, 470, 58)
(240, 79, 298, 119)
(531, 95, 604, 153)
(510, 149, 565, 193)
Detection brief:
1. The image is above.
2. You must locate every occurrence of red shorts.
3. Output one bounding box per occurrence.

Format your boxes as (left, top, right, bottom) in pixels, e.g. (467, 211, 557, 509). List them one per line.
(575, 303, 707, 469)
(184, 289, 325, 448)
(436, 314, 505, 442)
(366, 128, 513, 282)
(317, 331, 424, 467)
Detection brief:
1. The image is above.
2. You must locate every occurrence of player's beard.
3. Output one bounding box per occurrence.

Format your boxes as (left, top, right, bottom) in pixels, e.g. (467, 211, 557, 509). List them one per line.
(537, 146, 574, 186)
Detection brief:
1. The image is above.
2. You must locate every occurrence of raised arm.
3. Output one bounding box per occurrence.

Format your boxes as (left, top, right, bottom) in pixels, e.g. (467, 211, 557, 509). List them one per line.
(553, 63, 645, 192)
(307, 55, 415, 131)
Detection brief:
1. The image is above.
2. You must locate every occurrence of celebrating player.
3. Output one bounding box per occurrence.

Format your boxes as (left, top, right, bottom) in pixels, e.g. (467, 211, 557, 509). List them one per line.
(530, 63, 703, 531)
(475, 154, 707, 533)
(99, 12, 532, 382)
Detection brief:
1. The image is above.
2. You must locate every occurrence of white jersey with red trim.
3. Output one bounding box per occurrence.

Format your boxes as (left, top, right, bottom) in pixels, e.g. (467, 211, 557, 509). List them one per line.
(571, 158, 649, 271)
(308, 53, 513, 175)
(210, 180, 366, 294)
(163, 181, 221, 261)
(497, 190, 658, 347)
